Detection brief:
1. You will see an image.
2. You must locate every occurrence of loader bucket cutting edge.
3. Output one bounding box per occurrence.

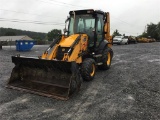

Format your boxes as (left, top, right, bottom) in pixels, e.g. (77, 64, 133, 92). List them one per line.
(7, 56, 81, 100)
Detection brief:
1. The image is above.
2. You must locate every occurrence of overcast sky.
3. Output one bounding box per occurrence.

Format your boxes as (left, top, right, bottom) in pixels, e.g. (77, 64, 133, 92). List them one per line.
(0, 0, 159, 36)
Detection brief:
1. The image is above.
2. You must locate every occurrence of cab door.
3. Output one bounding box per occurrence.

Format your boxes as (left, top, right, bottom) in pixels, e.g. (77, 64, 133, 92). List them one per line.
(96, 15, 104, 47)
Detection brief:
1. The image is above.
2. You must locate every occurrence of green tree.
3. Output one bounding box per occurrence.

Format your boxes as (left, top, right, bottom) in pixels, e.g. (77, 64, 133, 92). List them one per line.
(147, 23, 159, 39)
(140, 22, 160, 40)
(47, 29, 62, 41)
(112, 29, 121, 38)
(139, 31, 148, 38)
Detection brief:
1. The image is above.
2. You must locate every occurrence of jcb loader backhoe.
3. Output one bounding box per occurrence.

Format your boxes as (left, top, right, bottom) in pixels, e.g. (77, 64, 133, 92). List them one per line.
(7, 9, 113, 100)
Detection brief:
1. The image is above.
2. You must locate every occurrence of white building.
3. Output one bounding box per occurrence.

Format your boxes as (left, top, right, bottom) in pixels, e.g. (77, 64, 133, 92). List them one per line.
(0, 35, 33, 42)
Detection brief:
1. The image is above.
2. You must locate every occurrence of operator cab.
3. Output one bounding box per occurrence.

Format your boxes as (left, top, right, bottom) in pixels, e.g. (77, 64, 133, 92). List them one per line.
(65, 9, 105, 49)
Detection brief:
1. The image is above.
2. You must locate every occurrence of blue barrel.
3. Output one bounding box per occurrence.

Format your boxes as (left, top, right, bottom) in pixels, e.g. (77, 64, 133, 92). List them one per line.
(16, 40, 35, 51)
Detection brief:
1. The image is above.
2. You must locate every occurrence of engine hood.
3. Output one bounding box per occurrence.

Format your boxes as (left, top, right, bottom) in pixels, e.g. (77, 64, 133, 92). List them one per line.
(59, 34, 80, 47)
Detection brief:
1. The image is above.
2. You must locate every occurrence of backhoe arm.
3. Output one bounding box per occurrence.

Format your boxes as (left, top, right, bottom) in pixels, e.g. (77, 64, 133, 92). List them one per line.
(104, 12, 112, 47)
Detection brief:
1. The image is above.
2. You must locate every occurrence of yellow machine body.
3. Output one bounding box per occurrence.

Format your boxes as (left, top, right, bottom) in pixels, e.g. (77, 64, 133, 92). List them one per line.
(7, 9, 113, 100)
(41, 34, 88, 63)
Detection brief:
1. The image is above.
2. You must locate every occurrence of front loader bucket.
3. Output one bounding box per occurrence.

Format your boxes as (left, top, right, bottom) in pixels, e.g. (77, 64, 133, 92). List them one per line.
(7, 56, 81, 100)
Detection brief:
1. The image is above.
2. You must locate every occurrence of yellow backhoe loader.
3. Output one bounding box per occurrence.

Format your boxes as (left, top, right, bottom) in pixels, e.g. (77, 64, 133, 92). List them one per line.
(7, 9, 113, 100)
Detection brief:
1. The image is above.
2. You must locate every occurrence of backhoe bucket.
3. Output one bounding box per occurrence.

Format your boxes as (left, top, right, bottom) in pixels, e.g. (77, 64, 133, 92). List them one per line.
(7, 56, 81, 100)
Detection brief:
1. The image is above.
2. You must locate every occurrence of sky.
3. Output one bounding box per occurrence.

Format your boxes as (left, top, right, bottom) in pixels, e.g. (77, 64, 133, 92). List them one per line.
(0, 0, 160, 36)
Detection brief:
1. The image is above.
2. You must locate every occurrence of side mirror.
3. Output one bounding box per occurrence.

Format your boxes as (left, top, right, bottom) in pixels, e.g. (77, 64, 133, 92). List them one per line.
(63, 28, 68, 33)
(64, 16, 70, 34)
(65, 16, 70, 23)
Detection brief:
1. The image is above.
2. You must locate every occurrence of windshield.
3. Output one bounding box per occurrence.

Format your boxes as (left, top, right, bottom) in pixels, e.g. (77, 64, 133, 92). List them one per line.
(68, 14, 95, 35)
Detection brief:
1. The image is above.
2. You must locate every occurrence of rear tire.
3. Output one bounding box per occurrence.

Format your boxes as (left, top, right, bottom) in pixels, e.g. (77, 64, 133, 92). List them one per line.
(98, 49, 112, 70)
(81, 58, 96, 81)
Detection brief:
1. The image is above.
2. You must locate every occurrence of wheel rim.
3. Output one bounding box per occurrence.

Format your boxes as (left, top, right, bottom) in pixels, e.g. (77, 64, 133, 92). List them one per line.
(107, 52, 111, 65)
(90, 64, 95, 76)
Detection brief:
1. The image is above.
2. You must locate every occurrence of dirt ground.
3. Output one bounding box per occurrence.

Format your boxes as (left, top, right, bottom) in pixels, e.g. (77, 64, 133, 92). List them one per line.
(0, 43, 160, 120)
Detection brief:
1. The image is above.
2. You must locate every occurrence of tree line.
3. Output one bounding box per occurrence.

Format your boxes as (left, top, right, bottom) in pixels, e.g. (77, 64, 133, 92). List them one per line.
(0, 27, 47, 40)
(1, 21, 159, 42)
(0, 27, 62, 41)
(112, 22, 160, 40)
(139, 22, 160, 40)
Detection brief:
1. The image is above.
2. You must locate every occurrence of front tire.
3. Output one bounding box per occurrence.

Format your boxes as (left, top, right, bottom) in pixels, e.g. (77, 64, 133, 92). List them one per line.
(69, 72, 81, 95)
(81, 58, 96, 81)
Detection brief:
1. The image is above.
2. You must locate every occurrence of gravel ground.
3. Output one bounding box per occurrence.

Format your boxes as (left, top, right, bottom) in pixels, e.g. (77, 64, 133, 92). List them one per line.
(0, 43, 160, 120)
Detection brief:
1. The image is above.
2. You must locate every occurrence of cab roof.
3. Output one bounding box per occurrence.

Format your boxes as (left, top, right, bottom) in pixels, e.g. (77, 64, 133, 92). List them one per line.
(69, 9, 105, 15)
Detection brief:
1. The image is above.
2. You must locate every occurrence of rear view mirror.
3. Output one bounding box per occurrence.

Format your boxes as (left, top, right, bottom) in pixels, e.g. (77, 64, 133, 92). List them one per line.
(65, 16, 70, 23)
(63, 28, 68, 33)
(64, 16, 70, 34)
